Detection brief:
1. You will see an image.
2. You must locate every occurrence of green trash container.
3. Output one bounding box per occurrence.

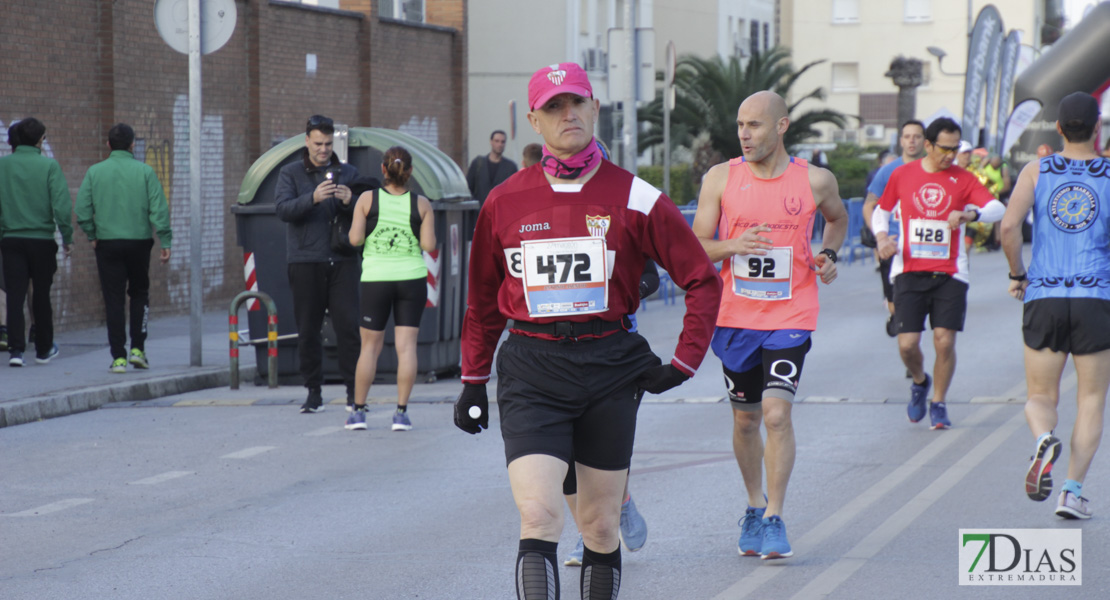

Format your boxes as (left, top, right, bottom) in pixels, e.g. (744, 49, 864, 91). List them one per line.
(232, 127, 476, 385)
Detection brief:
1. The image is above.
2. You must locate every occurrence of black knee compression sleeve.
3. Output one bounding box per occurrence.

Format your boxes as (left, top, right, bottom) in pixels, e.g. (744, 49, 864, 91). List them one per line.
(581, 545, 622, 600)
(516, 539, 559, 600)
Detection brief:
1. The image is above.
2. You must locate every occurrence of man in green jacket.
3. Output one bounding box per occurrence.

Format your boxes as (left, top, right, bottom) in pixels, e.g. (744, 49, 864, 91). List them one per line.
(76, 123, 172, 373)
(0, 118, 73, 367)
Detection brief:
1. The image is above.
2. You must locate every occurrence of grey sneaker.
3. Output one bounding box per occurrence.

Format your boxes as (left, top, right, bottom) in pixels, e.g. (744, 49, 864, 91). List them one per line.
(10, 351, 24, 367)
(392, 410, 413, 431)
(1055, 490, 1092, 520)
(1025, 435, 1061, 502)
(619, 495, 648, 552)
(564, 534, 584, 566)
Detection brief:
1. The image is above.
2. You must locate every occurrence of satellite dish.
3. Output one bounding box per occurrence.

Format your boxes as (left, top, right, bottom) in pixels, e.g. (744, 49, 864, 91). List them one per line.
(155, 0, 237, 55)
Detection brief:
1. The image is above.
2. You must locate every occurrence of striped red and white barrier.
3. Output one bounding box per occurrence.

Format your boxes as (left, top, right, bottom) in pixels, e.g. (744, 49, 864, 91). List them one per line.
(243, 252, 260, 310)
(424, 248, 441, 307)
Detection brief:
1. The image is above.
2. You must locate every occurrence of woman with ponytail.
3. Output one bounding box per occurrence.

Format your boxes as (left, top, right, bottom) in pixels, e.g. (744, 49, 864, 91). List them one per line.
(345, 146, 436, 432)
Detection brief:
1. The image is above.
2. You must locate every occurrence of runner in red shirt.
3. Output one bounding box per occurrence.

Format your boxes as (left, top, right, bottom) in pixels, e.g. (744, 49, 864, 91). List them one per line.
(872, 117, 1005, 429)
(453, 62, 721, 600)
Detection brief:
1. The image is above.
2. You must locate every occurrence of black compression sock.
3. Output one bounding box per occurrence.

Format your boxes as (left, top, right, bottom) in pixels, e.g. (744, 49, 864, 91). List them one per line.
(581, 544, 621, 600)
(516, 538, 559, 600)
(396, 404, 407, 413)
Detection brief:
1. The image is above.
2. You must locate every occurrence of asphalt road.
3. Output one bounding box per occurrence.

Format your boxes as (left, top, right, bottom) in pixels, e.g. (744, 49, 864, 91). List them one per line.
(3, 248, 1108, 599)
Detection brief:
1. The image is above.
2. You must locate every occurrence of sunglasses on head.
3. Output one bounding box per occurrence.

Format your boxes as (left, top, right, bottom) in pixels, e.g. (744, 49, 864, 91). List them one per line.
(307, 115, 333, 128)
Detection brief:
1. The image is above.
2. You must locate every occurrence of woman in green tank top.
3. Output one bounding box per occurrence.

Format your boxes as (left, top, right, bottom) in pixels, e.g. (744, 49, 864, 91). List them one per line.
(345, 146, 436, 431)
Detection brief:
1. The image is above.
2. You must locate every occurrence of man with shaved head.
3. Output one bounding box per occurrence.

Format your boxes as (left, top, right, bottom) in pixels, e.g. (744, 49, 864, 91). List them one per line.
(693, 90, 848, 560)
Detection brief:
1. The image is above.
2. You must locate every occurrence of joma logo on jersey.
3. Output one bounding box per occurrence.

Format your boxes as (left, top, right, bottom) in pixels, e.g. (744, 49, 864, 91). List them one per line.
(519, 222, 551, 233)
(586, 215, 611, 238)
(914, 183, 951, 216)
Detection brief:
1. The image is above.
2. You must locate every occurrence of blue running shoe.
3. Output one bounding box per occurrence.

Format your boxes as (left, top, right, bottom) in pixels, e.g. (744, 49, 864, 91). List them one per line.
(929, 401, 951, 430)
(619, 495, 648, 551)
(35, 343, 60, 364)
(760, 515, 793, 560)
(392, 410, 413, 431)
(345, 408, 367, 431)
(908, 373, 931, 423)
(737, 506, 767, 556)
(564, 534, 584, 566)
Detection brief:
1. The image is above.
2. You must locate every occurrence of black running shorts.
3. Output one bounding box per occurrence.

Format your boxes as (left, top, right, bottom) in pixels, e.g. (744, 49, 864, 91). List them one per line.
(358, 278, 427, 331)
(892, 272, 968, 333)
(495, 330, 660, 471)
(723, 339, 811, 411)
(1023, 298, 1110, 355)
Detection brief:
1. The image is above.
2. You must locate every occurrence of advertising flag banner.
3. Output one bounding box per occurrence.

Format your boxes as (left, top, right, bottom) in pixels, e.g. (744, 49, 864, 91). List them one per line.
(993, 30, 1022, 154)
(962, 5, 1003, 145)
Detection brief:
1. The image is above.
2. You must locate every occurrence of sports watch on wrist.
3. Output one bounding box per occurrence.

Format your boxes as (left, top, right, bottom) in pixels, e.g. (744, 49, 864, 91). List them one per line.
(819, 248, 838, 264)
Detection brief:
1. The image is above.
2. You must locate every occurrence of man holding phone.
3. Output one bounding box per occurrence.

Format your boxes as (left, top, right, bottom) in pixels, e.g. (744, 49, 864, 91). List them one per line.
(275, 115, 361, 413)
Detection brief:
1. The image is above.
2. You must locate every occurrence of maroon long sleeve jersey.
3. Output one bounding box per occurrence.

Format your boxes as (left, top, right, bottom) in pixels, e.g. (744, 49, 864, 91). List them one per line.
(461, 161, 722, 384)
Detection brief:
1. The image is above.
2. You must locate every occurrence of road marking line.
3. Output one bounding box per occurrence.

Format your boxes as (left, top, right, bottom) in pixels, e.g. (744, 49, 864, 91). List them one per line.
(788, 406, 1028, 599)
(3, 498, 95, 517)
(221, 446, 276, 459)
(128, 471, 195, 485)
(174, 398, 259, 406)
(713, 378, 1031, 600)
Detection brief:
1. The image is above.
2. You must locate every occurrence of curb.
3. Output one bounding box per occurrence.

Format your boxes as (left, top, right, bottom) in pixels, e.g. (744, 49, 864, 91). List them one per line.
(0, 366, 256, 429)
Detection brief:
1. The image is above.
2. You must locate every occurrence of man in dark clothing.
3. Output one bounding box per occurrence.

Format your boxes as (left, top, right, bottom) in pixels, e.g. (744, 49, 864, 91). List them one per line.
(76, 123, 173, 373)
(466, 130, 518, 206)
(0, 118, 73, 367)
(274, 115, 361, 413)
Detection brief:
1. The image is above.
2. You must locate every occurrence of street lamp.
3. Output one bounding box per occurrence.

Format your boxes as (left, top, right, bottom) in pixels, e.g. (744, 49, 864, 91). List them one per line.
(926, 46, 966, 76)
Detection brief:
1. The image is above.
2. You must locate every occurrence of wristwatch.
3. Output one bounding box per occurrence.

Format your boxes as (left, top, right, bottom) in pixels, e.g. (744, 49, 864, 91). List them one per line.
(1008, 272, 1027, 281)
(819, 248, 838, 264)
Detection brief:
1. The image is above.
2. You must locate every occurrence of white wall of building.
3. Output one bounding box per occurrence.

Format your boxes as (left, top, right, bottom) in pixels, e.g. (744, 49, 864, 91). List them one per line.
(467, 0, 777, 166)
(787, 0, 1038, 145)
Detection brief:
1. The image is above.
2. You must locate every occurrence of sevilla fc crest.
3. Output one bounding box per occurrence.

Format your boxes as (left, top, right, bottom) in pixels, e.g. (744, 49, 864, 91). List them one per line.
(586, 215, 611, 238)
(547, 68, 567, 86)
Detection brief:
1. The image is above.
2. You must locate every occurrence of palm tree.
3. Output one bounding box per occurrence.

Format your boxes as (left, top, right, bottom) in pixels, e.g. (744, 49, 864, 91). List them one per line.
(639, 47, 850, 161)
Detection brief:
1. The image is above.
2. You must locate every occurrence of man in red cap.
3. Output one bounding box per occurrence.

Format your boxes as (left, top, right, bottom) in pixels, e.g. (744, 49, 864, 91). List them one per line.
(453, 62, 721, 599)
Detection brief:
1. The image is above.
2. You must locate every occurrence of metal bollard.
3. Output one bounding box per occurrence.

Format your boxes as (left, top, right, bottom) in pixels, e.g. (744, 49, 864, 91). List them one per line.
(229, 291, 279, 390)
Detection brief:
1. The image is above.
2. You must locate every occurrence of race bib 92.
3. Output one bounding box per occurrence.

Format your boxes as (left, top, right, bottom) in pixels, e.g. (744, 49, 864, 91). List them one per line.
(732, 247, 792, 300)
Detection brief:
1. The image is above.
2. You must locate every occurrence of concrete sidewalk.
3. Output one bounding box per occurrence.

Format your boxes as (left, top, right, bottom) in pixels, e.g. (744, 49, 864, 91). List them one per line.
(0, 288, 693, 429)
(0, 311, 258, 428)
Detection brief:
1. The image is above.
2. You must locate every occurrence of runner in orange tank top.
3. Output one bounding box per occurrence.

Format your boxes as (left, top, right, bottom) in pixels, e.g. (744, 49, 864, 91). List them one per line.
(692, 90, 848, 561)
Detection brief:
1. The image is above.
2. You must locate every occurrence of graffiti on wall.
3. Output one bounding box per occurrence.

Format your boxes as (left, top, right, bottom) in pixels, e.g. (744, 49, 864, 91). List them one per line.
(167, 93, 226, 306)
(398, 116, 439, 148)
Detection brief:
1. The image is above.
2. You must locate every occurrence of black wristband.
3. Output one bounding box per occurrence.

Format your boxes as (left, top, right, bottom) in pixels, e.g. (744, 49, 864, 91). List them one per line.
(969, 208, 981, 221)
(819, 248, 838, 264)
(1008, 272, 1027, 281)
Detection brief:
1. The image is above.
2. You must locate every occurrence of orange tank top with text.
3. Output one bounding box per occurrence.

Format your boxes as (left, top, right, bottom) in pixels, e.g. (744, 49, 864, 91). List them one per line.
(717, 156, 819, 331)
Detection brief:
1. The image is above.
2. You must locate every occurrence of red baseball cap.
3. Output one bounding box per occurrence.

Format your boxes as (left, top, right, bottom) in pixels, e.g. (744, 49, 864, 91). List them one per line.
(528, 63, 593, 111)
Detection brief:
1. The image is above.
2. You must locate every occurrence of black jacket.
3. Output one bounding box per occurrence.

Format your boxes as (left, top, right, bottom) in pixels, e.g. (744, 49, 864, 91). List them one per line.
(274, 150, 359, 263)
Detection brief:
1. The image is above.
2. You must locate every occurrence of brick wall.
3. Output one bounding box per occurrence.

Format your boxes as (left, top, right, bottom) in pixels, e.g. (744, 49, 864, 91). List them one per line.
(0, 0, 466, 332)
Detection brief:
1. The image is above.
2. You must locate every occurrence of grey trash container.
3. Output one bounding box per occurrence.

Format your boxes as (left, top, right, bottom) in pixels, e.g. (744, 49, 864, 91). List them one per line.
(232, 127, 476, 385)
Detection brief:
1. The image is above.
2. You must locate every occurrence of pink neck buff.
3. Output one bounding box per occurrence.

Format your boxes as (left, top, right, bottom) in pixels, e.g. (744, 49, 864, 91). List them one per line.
(541, 138, 602, 180)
